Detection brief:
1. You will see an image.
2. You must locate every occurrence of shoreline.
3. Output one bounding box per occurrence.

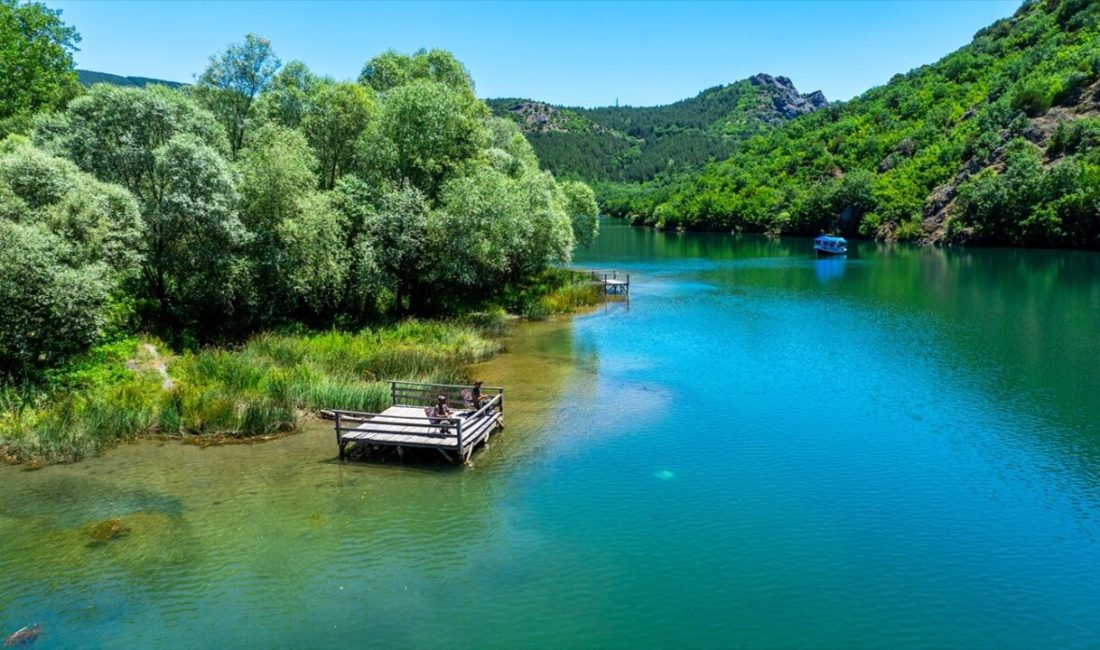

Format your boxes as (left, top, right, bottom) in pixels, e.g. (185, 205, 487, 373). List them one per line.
(0, 273, 603, 469)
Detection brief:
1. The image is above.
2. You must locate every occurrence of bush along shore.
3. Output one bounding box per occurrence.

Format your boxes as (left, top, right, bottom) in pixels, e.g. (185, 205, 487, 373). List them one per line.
(0, 268, 605, 467)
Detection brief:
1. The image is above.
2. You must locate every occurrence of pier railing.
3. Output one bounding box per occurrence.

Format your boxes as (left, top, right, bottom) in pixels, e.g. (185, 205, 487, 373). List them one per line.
(390, 380, 503, 411)
(332, 381, 504, 457)
(577, 269, 630, 296)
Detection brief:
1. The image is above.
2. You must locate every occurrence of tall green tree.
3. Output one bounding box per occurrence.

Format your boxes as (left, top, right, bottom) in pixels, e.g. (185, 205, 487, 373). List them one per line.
(256, 60, 318, 130)
(0, 137, 143, 376)
(236, 123, 323, 322)
(36, 84, 228, 197)
(302, 81, 377, 190)
(380, 79, 488, 196)
(145, 134, 248, 331)
(360, 48, 474, 95)
(0, 0, 80, 135)
(561, 180, 599, 248)
(194, 33, 281, 158)
(360, 184, 430, 313)
(0, 221, 109, 377)
(37, 85, 245, 331)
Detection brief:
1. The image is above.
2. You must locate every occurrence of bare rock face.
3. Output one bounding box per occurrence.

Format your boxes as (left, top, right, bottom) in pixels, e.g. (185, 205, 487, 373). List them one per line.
(749, 73, 829, 120)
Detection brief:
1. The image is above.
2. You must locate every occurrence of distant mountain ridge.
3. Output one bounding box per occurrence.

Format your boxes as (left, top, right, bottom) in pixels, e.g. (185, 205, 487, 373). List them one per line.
(77, 69, 185, 89)
(487, 74, 827, 184)
(603, 0, 1100, 249)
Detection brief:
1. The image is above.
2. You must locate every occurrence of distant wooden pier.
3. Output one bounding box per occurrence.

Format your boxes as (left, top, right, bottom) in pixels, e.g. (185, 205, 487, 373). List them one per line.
(332, 381, 503, 464)
(580, 269, 630, 296)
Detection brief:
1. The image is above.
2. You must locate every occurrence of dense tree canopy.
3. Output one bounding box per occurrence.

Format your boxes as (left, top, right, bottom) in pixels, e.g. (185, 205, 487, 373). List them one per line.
(595, 0, 1100, 248)
(360, 49, 475, 96)
(0, 137, 142, 376)
(1, 39, 596, 376)
(0, 0, 80, 135)
(194, 33, 281, 158)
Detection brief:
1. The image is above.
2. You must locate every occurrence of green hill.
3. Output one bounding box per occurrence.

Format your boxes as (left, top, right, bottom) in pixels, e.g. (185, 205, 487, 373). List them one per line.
(77, 69, 184, 89)
(607, 0, 1100, 249)
(487, 74, 827, 184)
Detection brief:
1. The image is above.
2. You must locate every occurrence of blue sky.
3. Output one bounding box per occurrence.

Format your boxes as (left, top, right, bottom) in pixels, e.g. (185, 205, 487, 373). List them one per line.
(52, 1, 1021, 107)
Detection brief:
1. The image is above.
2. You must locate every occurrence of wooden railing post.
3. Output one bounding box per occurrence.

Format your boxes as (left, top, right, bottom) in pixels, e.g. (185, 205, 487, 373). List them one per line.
(390, 381, 397, 406)
(456, 419, 463, 452)
(335, 411, 342, 444)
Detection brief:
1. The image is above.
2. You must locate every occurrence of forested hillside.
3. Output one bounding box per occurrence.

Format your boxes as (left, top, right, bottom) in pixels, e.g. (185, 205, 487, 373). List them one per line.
(607, 0, 1100, 249)
(77, 69, 184, 89)
(488, 74, 827, 184)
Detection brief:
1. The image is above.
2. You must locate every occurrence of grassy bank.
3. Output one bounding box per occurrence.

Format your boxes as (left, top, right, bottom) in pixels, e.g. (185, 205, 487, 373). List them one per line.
(506, 269, 604, 319)
(0, 319, 503, 465)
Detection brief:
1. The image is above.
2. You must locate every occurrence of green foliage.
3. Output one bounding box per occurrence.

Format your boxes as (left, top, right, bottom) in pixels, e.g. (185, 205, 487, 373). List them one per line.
(379, 79, 489, 196)
(36, 84, 229, 194)
(0, 0, 81, 135)
(4, 38, 597, 444)
(303, 81, 377, 189)
(360, 49, 475, 96)
(255, 60, 318, 129)
(562, 180, 600, 248)
(193, 33, 281, 157)
(0, 321, 503, 464)
(594, 0, 1100, 248)
(0, 221, 110, 377)
(487, 77, 826, 187)
(146, 134, 249, 334)
(276, 191, 351, 315)
(504, 269, 601, 320)
(0, 139, 142, 377)
(956, 138, 1100, 246)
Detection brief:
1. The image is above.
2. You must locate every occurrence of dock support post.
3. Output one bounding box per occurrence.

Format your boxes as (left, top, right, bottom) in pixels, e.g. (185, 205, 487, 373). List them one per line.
(335, 412, 344, 460)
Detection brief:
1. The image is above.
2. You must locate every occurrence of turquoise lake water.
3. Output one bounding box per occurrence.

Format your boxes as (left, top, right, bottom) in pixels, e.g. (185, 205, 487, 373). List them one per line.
(2, 222, 1100, 648)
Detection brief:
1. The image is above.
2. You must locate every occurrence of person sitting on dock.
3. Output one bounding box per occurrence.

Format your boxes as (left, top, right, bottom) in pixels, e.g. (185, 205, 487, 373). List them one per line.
(428, 395, 455, 433)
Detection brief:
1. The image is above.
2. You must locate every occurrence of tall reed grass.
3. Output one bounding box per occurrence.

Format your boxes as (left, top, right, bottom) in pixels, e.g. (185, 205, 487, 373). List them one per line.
(508, 269, 603, 319)
(0, 319, 504, 465)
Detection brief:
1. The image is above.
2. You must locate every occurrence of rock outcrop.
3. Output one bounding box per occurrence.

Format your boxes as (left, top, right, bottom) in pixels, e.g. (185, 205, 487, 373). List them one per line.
(748, 73, 829, 120)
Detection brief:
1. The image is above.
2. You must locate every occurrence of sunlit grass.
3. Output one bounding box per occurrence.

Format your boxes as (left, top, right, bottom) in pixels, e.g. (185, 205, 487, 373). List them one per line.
(0, 319, 505, 465)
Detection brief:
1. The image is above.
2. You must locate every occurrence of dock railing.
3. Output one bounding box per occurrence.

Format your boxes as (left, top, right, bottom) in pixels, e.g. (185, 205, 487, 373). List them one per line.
(332, 381, 504, 458)
(578, 269, 630, 296)
(389, 380, 504, 412)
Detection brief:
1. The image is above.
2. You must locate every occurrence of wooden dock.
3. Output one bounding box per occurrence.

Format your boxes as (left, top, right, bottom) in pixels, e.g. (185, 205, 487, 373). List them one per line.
(581, 269, 630, 296)
(332, 381, 503, 464)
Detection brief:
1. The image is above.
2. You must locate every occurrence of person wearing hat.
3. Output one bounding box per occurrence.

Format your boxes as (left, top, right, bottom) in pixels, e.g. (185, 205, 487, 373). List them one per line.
(433, 395, 452, 417)
(431, 395, 454, 433)
(471, 380, 486, 410)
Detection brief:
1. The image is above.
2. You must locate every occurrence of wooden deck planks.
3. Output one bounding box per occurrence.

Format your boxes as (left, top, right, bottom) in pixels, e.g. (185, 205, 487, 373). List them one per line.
(333, 382, 504, 463)
(340, 405, 501, 451)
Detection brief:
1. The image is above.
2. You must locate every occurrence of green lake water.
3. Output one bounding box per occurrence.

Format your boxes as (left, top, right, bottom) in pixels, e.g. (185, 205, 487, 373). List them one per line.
(3, 222, 1100, 648)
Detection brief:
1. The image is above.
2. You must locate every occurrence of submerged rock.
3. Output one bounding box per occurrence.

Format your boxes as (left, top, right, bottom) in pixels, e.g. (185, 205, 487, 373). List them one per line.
(3, 624, 42, 647)
(85, 517, 131, 546)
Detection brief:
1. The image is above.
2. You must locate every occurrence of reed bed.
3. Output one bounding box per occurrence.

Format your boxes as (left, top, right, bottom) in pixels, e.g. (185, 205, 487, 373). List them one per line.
(0, 319, 504, 465)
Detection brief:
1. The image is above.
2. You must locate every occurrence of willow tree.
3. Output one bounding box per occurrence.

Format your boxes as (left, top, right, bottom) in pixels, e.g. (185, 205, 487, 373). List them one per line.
(0, 0, 81, 135)
(379, 79, 488, 197)
(37, 86, 246, 332)
(359, 48, 474, 95)
(194, 33, 281, 158)
(302, 81, 377, 190)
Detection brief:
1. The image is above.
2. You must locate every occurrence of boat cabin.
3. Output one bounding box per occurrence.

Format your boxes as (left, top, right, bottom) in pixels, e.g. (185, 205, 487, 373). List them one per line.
(814, 235, 848, 256)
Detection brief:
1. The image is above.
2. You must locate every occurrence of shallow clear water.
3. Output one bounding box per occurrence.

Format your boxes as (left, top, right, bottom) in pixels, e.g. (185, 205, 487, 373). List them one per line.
(3, 223, 1100, 648)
